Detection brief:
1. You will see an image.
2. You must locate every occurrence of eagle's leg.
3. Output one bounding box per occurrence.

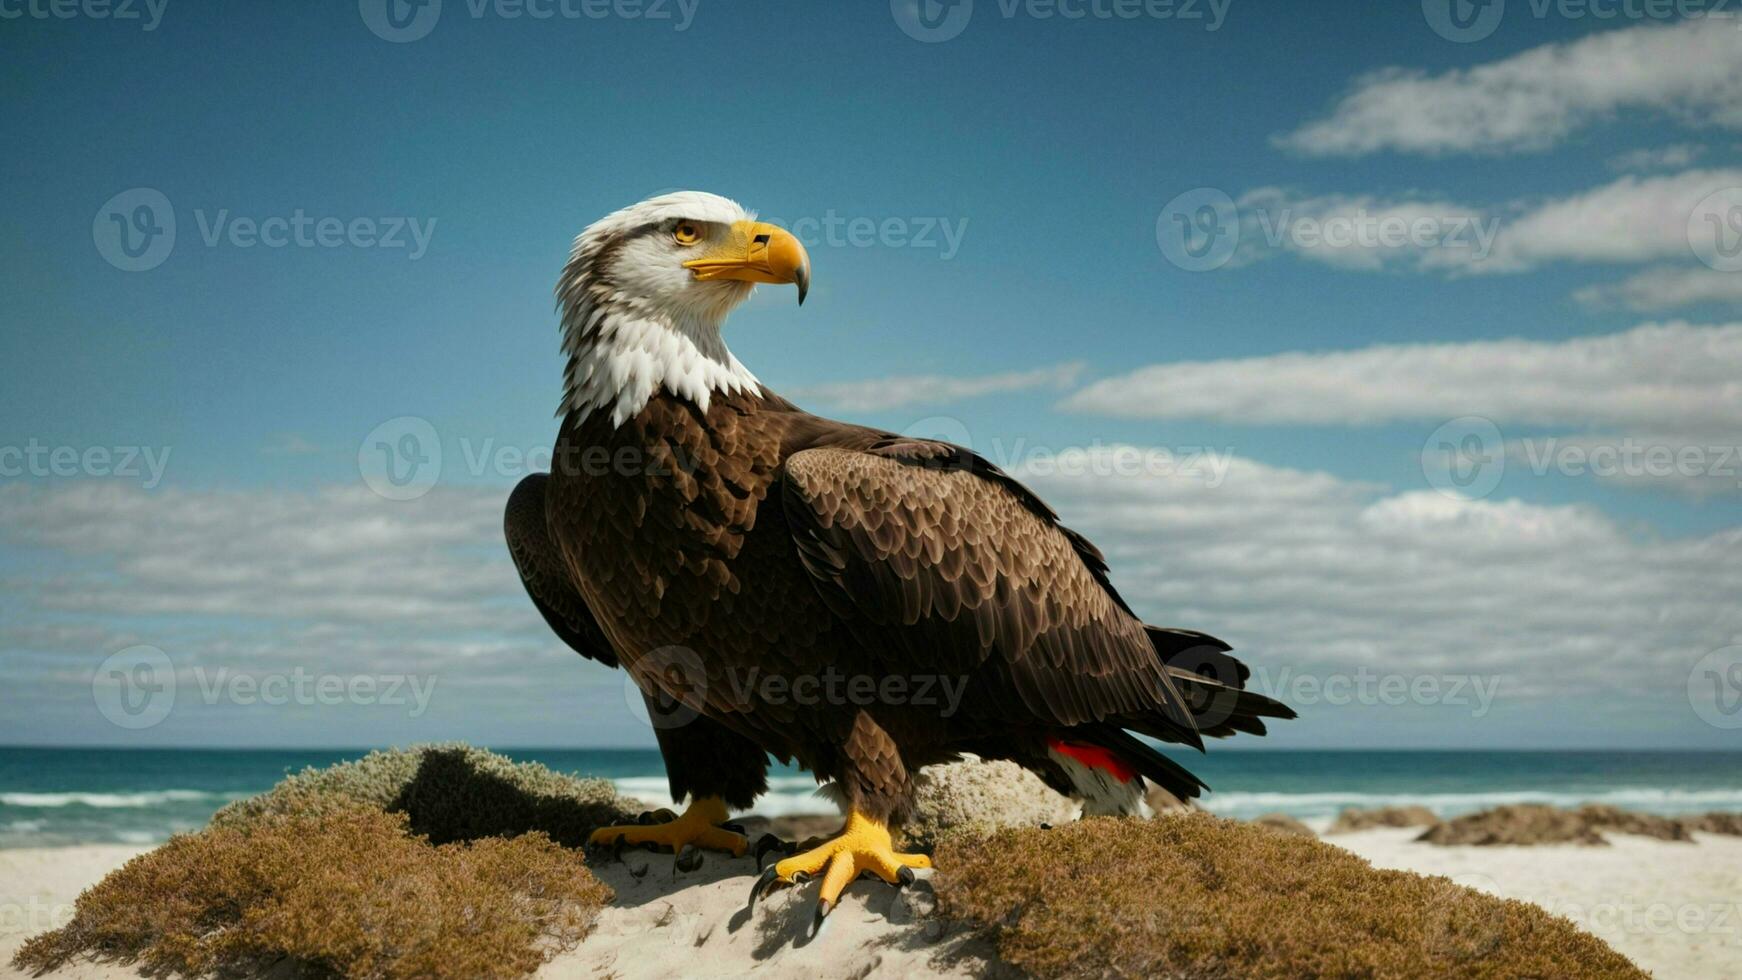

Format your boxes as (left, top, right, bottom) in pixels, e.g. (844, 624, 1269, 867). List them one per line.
(747, 713, 926, 933)
(587, 795, 748, 856)
(586, 688, 768, 859)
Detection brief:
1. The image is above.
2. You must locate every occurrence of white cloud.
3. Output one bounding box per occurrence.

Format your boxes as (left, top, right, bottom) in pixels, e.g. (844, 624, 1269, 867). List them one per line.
(1277, 19, 1742, 157)
(790, 362, 1085, 411)
(4, 458, 1736, 747)
(0, 482, 641, 746)
(1061, 322, 1742, 435)
(1573, 265, 1742, 311)
(1609, 144, 1707, 172)
(1018, 450, 1742, 716)
(1233, 169, 1742, 275)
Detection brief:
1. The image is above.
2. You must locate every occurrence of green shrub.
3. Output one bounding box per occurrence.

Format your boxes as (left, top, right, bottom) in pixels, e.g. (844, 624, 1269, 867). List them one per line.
(934, 814, 1644, 979)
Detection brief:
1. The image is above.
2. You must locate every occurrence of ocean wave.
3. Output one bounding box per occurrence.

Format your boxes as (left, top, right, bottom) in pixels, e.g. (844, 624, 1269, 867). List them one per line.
(612, 777, 834, 817)
(1201, 787, 1742, 816)
(0, 790, 228, 809)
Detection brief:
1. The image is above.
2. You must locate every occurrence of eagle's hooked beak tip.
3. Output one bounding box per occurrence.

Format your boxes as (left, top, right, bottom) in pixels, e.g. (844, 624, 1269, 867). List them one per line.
(683, 221, 812, 306)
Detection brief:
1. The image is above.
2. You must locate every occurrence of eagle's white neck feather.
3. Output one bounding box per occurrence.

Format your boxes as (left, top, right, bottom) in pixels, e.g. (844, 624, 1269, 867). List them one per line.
(561, 307, 760, 427)
(556, 192, 761, 427)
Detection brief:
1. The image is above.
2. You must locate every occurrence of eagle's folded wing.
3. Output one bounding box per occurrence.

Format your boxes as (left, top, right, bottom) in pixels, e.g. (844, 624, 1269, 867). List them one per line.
(778, 439, 1201, 749)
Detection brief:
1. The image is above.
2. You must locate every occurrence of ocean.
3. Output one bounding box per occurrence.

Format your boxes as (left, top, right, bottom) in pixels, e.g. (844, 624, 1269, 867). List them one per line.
(2, 747, 1739, 848)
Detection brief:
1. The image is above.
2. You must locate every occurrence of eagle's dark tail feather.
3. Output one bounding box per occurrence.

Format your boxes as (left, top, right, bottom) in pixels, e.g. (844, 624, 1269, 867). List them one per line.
(1142, 625, 1296, 739)
(1044, 628, 1297, 814)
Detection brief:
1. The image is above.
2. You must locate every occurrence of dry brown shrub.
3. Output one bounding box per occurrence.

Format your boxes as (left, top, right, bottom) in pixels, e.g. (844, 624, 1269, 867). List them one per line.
(13, 804, 610, 980)
(934, 813, 1645, 979)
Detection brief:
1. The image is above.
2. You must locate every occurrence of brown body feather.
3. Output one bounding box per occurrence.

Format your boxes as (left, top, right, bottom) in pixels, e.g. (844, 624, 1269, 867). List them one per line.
(508, 387, 1292, 821)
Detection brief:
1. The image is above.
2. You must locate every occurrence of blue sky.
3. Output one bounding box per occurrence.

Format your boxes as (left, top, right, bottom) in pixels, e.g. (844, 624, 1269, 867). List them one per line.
(2, 1, 1739, 750)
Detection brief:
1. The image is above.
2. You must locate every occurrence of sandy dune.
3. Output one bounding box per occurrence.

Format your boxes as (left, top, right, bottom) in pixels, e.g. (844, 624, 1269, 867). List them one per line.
(5, 828, 1737, 978)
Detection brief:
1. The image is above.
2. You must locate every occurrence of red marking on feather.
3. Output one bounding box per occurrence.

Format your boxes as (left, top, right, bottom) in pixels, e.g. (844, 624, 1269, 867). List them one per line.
(1047, 738, 1138, 783)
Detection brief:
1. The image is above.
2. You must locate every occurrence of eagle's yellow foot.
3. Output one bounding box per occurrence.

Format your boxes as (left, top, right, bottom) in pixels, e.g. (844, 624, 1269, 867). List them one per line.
(587, 796, 747, 858)
(745, 809, 930, 934)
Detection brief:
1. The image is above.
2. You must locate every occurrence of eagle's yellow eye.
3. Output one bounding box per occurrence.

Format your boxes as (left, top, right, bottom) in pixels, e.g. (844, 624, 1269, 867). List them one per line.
(673, 222, 702, 246)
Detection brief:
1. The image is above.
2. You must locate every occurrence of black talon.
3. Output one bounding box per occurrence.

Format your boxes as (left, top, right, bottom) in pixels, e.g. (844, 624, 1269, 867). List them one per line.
(610, 836, 627, 863)
(674, 844, 704, 874)
(747, 866, 780, 911)
(635, 810, 656, 825)
(651, 808, 678, 824)
(720, 821, 746, 836)
(809, 898, 833, 938)
(753, 833, 793, 869)
(897, 866, 916, 888)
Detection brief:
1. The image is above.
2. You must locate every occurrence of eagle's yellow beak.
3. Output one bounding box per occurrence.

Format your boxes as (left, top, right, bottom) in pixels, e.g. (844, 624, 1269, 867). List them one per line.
(683, 221, 811, 305)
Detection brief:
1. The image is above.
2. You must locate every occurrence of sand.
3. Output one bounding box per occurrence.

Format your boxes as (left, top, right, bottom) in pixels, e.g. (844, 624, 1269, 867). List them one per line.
(4, 828, 1737, 978)
(1331, 827, 1742, 980)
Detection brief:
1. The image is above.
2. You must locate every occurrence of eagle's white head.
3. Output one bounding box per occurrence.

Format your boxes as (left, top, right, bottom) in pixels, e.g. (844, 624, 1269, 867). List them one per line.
(556, 191, 811, 426)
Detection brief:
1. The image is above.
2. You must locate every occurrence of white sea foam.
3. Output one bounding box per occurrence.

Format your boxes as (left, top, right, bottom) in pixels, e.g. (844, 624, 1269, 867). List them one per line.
(0, 790, 224, 809)
(613, 775, 838, 817)
(1201, 787, 1742, 817)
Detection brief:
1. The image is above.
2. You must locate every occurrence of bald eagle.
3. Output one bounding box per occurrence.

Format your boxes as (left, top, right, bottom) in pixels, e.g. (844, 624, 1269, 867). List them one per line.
(506, 191, 1293, 927)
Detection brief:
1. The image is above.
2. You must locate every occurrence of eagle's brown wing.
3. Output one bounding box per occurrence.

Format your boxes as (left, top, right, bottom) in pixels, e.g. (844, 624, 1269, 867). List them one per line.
(778, 438, 1203, 750)
(506, 473, 617, 668)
